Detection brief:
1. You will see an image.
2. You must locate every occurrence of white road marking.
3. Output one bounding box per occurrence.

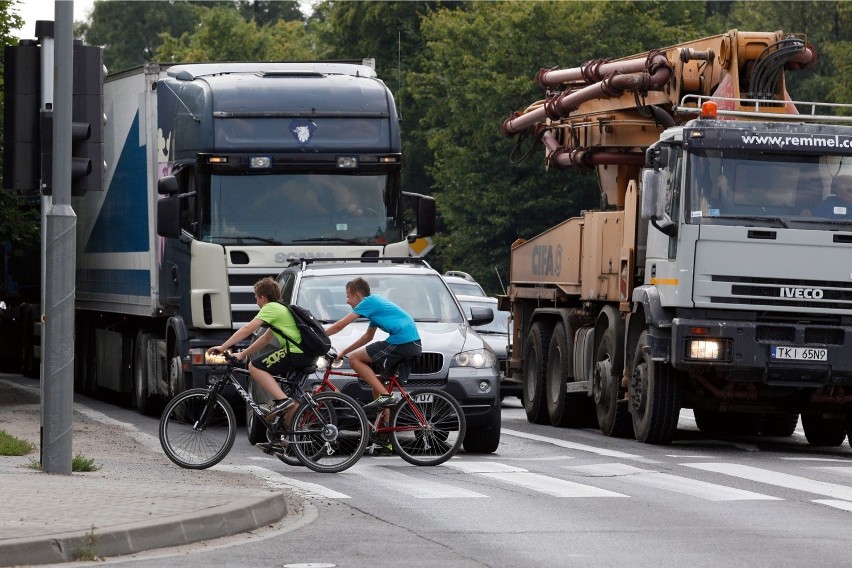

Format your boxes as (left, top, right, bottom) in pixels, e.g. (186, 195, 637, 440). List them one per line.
(445, 461, 627, 498)
(810, 467, 852, 477)
(782, 457, 850, 462)
(565, 463, 780, 501)
(214, 465, 350, 499)
(683, 463, 852, 501)
(813, 499, 852, 512)
(501, 428, 659, 463)
(346, 463, 487, 498)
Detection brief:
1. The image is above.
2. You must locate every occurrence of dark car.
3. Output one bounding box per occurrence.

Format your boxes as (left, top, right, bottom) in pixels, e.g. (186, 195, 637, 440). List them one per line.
(247, 257, 502, 454)
(455, 295, 518, 400)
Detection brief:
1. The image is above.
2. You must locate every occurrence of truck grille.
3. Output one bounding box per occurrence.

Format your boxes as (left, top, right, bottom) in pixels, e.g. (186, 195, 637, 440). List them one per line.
(755, 325, 845, 346)
(711, 275, 852, 310)
(228, 271, 277, 329)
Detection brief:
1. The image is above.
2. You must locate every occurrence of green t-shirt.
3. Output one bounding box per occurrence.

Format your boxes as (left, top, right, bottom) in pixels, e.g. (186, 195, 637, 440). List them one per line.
(256, 302, 303, 354)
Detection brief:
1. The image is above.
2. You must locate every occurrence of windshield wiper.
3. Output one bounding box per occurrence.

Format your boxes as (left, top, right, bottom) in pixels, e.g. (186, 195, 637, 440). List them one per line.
(214, 236, 285, 245)
(704, 215, 789, 228)
(292, 237, 365, 245)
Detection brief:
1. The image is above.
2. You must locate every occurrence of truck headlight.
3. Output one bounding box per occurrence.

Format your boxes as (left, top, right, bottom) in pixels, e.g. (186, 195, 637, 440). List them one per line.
(685, 338, 731, 361)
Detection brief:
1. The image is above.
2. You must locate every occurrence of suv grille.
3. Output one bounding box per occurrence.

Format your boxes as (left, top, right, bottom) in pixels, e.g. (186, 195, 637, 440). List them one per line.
(368, 352, 443, 376)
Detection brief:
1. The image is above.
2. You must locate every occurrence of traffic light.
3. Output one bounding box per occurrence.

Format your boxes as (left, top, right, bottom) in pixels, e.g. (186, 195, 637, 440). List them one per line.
(71, 42, 104, 196)
(2, 41, 41, 195)
(3, 38, 104, 197)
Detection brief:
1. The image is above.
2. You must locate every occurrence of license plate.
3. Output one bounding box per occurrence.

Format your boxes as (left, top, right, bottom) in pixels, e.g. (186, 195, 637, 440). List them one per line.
(770, 346, 828, 362)
(412, 393, 434, 403)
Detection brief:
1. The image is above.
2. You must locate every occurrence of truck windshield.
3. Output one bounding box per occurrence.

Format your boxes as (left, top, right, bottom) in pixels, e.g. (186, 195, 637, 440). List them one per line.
(200, 173, 399, 245)
(686, 150, 852, 226)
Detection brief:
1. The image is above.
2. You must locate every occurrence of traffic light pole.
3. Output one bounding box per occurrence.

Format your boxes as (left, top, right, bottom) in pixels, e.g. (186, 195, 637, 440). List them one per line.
(41, 1, 76, 474)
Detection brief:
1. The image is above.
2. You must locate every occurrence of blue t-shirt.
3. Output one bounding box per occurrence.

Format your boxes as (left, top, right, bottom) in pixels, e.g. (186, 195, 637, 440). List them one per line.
(811, 195, 852, 218)
(354, 294, 420, 344)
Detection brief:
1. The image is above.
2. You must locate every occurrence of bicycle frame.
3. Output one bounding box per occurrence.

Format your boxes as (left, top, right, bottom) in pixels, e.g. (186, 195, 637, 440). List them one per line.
(318, 365, 431, 436)
(201, 361, 320, 440)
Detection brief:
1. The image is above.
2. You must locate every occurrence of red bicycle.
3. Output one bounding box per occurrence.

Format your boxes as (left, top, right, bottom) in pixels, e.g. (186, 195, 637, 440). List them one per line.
(277, 350, 466, 466)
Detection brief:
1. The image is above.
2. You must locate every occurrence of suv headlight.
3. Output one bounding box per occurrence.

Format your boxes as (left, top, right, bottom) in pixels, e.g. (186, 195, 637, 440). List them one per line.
(452, 348, 496, 369)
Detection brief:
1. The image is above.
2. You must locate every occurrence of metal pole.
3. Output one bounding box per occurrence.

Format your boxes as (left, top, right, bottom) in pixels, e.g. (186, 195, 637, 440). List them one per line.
(42, 0, 76, 474)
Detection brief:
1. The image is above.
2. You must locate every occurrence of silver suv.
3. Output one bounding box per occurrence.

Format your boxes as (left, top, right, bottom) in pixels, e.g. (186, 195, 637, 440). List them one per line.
(255, 257, 502, 454)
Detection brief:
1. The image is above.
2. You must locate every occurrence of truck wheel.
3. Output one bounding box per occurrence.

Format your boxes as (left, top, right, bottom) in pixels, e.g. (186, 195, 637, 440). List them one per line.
(546, 322, 594, 427)
(522, 322, 551, 425)
(167, 340, 184, 398)
(20, 311, 37, 378)
(760, 413, 799, 437)
(801, 413, 846, 446)
(593, 326, 632, 438)
(629, 331, 680, 444)
(133, 331, 154, 415)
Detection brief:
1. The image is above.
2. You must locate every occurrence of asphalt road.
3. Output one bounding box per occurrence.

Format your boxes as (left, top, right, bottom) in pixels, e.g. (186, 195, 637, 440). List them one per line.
(46, 393, 852, 568)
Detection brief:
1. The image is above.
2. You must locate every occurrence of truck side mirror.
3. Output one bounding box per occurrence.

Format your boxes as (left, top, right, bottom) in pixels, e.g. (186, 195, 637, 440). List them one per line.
(641, 169, 677, 236)
(645, 145, 669, 169)
(157, 196, 181, 238)
(158, 175, 179, 196)
(416, 195, 436, 238)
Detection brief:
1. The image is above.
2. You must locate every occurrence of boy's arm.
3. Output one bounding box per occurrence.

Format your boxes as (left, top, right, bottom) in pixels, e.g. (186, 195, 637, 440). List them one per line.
(325, 311, 359, 336)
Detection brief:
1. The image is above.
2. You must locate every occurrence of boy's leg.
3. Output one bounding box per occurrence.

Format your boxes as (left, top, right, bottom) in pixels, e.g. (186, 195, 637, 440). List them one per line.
(349, 348, 387, 398)
(248, 361, 288, 400)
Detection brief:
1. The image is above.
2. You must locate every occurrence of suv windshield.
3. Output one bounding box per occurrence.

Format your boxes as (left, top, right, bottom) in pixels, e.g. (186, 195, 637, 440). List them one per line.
(296, 273, 465, 324)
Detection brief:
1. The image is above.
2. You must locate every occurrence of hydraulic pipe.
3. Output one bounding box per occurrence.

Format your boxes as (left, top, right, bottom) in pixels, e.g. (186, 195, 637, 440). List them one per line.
(541, 130, 646, 169)
(503, 54, 672, 137)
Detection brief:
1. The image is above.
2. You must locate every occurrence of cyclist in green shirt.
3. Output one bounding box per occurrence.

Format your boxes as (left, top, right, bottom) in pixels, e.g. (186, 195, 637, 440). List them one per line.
(208, 277, 313, 420)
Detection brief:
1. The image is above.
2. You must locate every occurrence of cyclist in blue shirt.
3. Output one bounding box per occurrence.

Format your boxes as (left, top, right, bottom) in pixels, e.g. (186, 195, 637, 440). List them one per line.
(326, 277, 422, 412)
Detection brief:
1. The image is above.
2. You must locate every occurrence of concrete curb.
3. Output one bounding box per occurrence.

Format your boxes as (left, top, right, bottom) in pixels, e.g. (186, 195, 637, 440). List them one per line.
(0, 492, 287, 566)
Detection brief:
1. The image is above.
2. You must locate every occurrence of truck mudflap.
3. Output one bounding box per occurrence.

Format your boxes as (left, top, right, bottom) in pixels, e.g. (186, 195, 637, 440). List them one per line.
(670, 317, 852, 386)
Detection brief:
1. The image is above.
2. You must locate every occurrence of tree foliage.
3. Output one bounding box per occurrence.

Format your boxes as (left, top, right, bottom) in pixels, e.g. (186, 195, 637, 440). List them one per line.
(2, 1, 850, 295)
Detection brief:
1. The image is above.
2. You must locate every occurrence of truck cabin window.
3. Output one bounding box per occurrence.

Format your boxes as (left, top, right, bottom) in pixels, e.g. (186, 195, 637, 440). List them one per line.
(199, 173, 397, 244)
(687, 151, 842, 224)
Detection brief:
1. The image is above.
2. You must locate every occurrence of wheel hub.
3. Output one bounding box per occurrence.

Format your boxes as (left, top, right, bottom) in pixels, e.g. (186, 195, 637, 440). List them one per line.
(630, 364, 647, 413)
(321, 423, 339, 442)
(593, 357, 612, 404)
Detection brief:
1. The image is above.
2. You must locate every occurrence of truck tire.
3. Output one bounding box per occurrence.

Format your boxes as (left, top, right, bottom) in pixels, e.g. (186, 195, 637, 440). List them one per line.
(629, 331, 680, 444)
(546, 322, 594, 427)
(760, 413, 799, 437)
(133, 331, 154, 415)
(522, 322, 551, 425)
(801, 413, 846, 447)
(593, 326, 632, 438)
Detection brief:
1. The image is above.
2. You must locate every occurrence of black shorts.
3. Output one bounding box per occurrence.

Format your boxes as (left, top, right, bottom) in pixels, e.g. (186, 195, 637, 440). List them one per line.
(251, 348, 315, 376)
(366, 340, 422, 379)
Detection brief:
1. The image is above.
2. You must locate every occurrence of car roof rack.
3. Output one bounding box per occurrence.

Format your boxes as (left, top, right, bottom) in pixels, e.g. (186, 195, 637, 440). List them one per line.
(443, 270, 476, 281)
(286, 257, 432, 270)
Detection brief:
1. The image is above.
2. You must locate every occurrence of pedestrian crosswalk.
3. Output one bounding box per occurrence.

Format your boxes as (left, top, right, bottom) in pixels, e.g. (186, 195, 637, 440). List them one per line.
(228, 456, 852, 509)
(227, 430, 852, 509)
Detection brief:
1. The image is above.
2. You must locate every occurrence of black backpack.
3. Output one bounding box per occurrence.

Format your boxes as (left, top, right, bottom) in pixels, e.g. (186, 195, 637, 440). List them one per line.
(270, 302, 332, 358)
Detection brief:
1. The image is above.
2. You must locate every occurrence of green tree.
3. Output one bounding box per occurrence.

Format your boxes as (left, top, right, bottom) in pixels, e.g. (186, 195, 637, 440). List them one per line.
(409, 1, 708, 292)
(82, 0, 200, 73)
(156, 4, 312, 62)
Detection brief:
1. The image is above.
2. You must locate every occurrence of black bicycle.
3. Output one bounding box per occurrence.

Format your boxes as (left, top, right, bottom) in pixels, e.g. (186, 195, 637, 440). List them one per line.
(159, 352, 369, 473)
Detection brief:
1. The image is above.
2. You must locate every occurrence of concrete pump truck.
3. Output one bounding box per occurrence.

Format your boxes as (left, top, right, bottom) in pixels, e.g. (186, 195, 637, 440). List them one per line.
(501, 30, 852, 447)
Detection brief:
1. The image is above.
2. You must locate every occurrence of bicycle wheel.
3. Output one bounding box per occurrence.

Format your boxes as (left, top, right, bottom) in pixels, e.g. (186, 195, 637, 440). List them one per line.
(290, 391, 369, 473)
(391, 388, 466, 466)
(159, 388, 236, 469)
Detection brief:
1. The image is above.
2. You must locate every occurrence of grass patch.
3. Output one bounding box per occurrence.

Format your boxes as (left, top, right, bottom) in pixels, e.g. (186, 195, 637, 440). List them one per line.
(24, 453, 102, 472)
(0, 430, 35, 456)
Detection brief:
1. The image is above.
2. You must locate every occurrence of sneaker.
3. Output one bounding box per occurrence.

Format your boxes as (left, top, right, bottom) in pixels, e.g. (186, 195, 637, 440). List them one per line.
(263, 398, 295, 420)
(363, 394, 396, 413)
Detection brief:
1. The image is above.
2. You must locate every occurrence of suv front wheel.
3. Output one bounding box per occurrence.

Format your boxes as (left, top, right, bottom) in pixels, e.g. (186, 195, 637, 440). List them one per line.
(463, 404, 501, 453)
